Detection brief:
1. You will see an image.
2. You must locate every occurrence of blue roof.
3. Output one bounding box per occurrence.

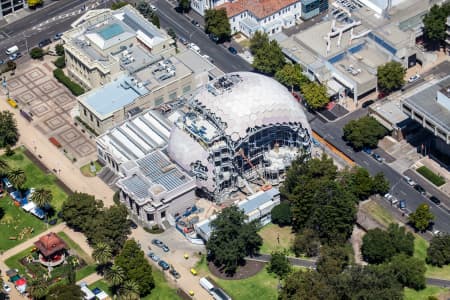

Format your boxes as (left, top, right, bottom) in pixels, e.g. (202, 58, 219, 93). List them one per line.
(98, 23, 124, 40)
(83, 76, 148, 117)
(238, 188, 280, 214)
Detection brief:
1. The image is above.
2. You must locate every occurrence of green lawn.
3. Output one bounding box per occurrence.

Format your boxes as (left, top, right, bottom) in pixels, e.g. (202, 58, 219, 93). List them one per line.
(259, 223, 295, 256)
(1, 148, 68, 211)
(4, 246, 35, 277)
(0, 148, 69, 252)
(89, 267, 180, 300)
(404, 286, 449, 300)
(414, 235, 450, 280)
(57, 231, 94, 264)
(0, 197, 48, 252)
(80, 161, 102, 177)
(195, 254, 278, 300)
(359, 200, 397, 228)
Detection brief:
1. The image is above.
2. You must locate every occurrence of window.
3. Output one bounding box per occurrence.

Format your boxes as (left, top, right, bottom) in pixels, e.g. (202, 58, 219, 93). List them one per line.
(161, 211, 166, 218)
(154, 96, 164, 106)
(183, 85, 191, 94)
(90, 113, 93, 122)
(147, 213, 154, 221)
(96, 119, 100, 127)
(169, 91, 177, 100)
(83, 108, 87, 116)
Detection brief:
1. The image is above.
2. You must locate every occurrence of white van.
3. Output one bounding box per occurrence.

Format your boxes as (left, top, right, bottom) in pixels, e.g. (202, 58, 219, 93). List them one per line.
(199, 277, 214, 293)
(5, 45, 19, 55)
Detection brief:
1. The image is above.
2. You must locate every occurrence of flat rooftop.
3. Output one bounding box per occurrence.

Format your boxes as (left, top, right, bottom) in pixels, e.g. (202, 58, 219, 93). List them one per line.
(134, 57, 192, 92)
(80, 75, 149, 119)
(403, 75, 450, 133)
(113, 44, 162, 74)
(371, 99, 408, 130)
(97, 109, 172, 164)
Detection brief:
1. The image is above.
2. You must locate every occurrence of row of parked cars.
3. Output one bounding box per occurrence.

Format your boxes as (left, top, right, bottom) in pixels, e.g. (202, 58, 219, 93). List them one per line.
(147, 239, 181, 279)
(362, 147, 385, 163)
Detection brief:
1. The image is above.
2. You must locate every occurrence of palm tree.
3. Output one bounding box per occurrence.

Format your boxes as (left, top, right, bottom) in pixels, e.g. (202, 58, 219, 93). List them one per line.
(92, 242, 113, 265)
(30, 188, 53, 226)
(121, 280, 140, 295)
(0, 158, 9, 176)
(105, 264, 125, 287)
(28, 278, 49, 299)
(8, 168, 26, 196)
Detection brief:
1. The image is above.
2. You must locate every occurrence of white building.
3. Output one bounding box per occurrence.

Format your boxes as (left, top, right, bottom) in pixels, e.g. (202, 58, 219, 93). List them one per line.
(217, 0, 303, 37)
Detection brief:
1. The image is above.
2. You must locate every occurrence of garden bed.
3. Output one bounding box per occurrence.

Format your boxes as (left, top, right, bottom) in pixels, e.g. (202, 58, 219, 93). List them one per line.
(416, 166, 445, 186)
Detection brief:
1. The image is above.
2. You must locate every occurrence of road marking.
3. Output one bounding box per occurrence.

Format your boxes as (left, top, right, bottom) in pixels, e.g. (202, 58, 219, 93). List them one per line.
(399, 190, 407, 196)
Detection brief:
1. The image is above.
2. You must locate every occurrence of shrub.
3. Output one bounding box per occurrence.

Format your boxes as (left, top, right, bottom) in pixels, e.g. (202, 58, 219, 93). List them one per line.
(271, 202, 291, 226)
(54, 55, 66, 68)
(53, 68, 85, 96)
(55, 44, 65, 56)
(417, 166, 445, 186)
(30, 47, 44, 59)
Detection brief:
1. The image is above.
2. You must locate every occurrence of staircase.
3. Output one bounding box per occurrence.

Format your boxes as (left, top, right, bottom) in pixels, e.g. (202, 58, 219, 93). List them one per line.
(97, 167, 119, 188)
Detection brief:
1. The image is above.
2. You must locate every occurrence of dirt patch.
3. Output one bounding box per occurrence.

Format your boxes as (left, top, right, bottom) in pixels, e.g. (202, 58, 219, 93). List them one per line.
(350, 225, 367, 266)
(208, 260, 265, 280)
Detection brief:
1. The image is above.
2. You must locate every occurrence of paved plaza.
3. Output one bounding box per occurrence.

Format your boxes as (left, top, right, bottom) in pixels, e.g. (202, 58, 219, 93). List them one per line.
(7, 61, 96, 162)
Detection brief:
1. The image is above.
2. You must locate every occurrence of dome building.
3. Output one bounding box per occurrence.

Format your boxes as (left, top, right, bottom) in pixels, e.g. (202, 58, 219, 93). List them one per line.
(167, 72, 311, 201)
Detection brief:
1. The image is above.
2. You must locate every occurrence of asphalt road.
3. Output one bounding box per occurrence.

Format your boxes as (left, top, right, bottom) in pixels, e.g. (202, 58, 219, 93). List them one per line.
(309, 109, 450, 233)
(154, 0, 253, 73)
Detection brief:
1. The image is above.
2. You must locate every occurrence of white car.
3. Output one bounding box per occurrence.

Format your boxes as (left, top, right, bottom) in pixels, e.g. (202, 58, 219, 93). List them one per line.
(3, 283, 11, 293)
(384, 193, 393, 201)
(150, 4, 157, 11)
(403, 176, 416, 186)
(433, 230, 440, 236)
(408, 74, 420, 83)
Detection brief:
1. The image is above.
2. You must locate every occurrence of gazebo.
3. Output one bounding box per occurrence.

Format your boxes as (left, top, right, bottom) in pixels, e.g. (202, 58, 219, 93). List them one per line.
(34, 232, 68, 267)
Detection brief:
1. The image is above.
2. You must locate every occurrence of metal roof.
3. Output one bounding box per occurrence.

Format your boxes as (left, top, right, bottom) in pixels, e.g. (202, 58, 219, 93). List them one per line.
(238, 188, 280, 214)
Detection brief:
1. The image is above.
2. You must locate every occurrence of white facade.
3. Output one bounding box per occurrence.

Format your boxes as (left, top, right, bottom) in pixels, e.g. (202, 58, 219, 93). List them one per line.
(191, 0, 227, 16)
(227, 1, 302, 37)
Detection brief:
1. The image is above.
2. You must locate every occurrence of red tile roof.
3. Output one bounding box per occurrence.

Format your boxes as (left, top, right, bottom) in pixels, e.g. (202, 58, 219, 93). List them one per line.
(34, 232, 68, 257)
(217, 0, 299, 19)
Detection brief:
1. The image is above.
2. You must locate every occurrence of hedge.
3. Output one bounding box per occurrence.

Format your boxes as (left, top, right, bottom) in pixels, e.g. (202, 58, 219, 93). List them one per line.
(53, 68, 85, 96)
(53, 55, 66, 68)
(417, 166, 445, 186)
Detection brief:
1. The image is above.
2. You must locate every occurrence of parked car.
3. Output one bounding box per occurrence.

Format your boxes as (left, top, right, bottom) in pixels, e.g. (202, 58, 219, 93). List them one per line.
(38, 38, 52, 48)
(190, 268, 198, 275)
(384, 193, 393, 201)
(209, 33, 219, 43)
(0, 59, 4, 65)
(170, 268, 181, 279)
(432, 230, 441, 236)
(129, 220, 138, 229)
(162, 244, 170, 252)
(179, 37, 188, 45)
(151, 239, 164, 247)
(158, 260, 170, 270)
(362, 147, 372, 155)
(191, 20, 199, 27)
(399, 200, 406, 210)
(147, 252, 160, 262)
(408, 74, 421, 83)
(371, 153, 384, 163)
(362, 99, 374, 108)
(9, 52, 21, 61)
(228, 46, 237, 55)
(429, 195, 441, 205)
(2, 283, 11, 293)
(53, 33, 63, 41)
(150, 4, 157, 11)
(403, 176, 416, 186)
(414, 184, 426, 195)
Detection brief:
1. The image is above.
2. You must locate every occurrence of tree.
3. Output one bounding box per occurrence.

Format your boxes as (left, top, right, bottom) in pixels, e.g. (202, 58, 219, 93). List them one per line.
(343, 116, 388, 150)
(88, 204, 130, 254)
(426, 233, 450, 267)
(377, 61, 406, 93)
(8, 168, 26, 191)
(252, 40, 285, 75)
(105, 264, 126, 287)
(118, 280, 141, 300)
(388, 254, 426, 290)
(361, 224, 414, 264)
(61, 192, 103, 232)
(30, 47, 44, 59)
(167, 28, 177, 50)
(280, 270, 338, 300)
(30, 188, 52, 224)
(93, 242, 113, 265)
(408, 203, 434, 232)
(423, 4, 450, 45)
(275, 63, 309, 92)
(28, 278, 48, 299)
(207, 206, 262, 274)
(204, 9, 231, 43)
(301, 82, 329, 110)
(46, 284, 83, 300)
(136, 1, 153, 18)
(0, 158, 9, 176)
(177, 0, 191, 13)
(371, 172, 390, 195)
(0, 111, 19, 148)
(115, 240, 155, 296)
(55, 44, 65, 56)
(292, 228, 320, 257)
(316, 245, 349, 278)
(111, 1, 128, 10)
(267, 250, 291, 279)
(271, 202, 291, 226)
(340, 167, 374, 201)
(249, 31, 269, 55)
(151, 13, 160, 28)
